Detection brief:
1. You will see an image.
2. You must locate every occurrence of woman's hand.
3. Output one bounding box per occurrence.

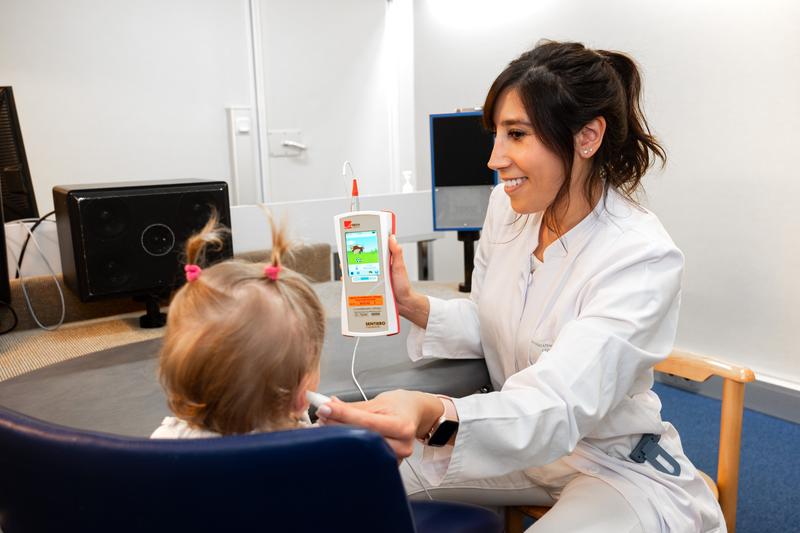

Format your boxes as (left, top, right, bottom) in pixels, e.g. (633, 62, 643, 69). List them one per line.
(316, 390, 443, 460)
(389, 235, 430, 328)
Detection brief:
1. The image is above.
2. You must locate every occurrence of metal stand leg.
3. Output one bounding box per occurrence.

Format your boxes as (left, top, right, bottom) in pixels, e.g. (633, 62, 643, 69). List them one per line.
(138, 293, 166, 329)
(457, 231, 480, 293)
(416, 240, 433, 281)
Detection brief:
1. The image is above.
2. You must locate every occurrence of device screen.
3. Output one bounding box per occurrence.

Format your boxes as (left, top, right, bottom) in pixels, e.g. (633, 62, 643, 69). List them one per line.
(345, 230, 380, 282)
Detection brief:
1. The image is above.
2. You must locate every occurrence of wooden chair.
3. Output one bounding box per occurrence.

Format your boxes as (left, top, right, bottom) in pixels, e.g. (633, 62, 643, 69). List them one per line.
(505, 350, 755, 533)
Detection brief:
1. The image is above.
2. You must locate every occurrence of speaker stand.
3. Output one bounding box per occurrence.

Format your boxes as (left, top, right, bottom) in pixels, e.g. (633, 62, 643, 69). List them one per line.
(457, 230, 480, 293)
(137, 293, 167, 329)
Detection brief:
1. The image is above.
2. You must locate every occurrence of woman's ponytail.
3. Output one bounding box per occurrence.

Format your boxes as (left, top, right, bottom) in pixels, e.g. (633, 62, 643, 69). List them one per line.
(598, 50, 666, 196)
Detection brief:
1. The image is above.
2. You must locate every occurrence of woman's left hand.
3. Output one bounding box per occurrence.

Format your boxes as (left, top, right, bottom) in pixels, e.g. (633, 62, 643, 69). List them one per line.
(316, 390, 443, 460)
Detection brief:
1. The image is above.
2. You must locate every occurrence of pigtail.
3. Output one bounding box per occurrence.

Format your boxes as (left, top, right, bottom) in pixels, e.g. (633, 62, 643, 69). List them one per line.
(598, 50, 667, 196)
(184, 209, 228, 269)
(268, 215, 290, 270)
(257, 205, 294, 276)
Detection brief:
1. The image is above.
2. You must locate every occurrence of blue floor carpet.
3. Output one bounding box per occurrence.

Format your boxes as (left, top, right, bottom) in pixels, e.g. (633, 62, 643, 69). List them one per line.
(653, 382, 800, 533)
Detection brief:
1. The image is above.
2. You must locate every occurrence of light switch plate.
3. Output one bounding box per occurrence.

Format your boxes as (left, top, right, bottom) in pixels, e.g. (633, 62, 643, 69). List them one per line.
(235, 117, 251, 134)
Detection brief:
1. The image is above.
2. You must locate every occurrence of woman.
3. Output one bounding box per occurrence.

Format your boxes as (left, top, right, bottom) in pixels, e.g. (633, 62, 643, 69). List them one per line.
(318, 41, 724, 532)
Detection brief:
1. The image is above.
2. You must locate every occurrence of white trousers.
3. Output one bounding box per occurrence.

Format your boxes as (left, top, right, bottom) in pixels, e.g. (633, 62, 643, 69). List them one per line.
(402, 445, 644, 533)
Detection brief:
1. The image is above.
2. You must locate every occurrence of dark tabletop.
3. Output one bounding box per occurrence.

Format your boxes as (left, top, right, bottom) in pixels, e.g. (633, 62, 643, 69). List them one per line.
(0, 318, 491, 436)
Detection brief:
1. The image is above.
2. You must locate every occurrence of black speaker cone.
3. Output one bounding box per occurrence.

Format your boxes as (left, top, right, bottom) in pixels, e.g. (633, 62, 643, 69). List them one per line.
(178, 192, 218, 230)
(140, 223, 175, 257)
(93, 256, 133, 291)
(85, 198, 129, 239)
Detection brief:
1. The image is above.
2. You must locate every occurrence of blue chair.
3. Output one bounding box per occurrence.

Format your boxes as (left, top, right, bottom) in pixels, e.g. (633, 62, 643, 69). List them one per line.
(0, 406, 501, 533)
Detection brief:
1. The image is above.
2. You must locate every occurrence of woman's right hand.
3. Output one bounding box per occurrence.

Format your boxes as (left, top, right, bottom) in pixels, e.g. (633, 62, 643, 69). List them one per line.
(316, 391, 444, 460)
(388, 234, 413, 305)
(389, 235, 430, 328)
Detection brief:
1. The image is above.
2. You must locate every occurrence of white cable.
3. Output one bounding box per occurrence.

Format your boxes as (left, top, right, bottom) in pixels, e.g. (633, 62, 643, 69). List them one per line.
(350, 336, 433, 500)
(9, 217, 57, 224)
(17, 221, 66, 330)
(6, 220, 66, 330)
(350, 336, 367, 400)
(9, 218, 57, 276)
(402, 455, 434, 501)
(342, 160, 355, 196)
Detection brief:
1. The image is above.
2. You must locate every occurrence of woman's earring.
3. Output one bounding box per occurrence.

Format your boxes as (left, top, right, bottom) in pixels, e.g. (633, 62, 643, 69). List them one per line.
(582, 148, 590, 155)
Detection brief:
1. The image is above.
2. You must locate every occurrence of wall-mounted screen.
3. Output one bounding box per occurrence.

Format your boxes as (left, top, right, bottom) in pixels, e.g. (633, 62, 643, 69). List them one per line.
(429, 111, 496, 231)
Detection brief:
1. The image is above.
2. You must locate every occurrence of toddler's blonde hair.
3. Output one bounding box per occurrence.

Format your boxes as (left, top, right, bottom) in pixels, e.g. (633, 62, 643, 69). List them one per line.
(159, 213, 325, 434)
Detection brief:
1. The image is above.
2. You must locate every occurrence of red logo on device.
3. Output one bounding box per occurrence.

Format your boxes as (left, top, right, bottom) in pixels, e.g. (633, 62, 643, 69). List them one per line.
(344, 220, 352, 229)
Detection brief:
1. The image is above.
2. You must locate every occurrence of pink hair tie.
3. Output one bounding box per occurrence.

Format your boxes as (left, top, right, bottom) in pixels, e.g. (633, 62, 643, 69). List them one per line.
(264, 264, 281, 281)
(184, 264, 202, 282)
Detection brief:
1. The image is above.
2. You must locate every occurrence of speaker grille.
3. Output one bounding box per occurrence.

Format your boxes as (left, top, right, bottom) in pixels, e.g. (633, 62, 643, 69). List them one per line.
(0, 98, 20, 168)
(0, 87, 38, 221)
(0, 98, 29, 219)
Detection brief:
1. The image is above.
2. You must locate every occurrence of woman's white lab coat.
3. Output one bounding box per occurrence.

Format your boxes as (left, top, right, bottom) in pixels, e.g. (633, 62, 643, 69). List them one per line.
(407, 186, 725, 532)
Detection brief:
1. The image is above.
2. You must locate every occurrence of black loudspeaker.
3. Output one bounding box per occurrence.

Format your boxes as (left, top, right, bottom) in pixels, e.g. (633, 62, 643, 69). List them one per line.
(53, 179, 232, 325)
(0, 180, 10, 304)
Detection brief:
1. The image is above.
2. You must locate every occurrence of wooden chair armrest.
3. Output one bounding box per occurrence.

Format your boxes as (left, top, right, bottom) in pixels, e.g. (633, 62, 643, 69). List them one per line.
(655, 350, 755, 384)
(654, 349, 753, 533)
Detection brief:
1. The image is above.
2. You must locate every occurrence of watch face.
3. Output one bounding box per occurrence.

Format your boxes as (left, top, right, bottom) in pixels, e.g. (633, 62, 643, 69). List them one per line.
(428, 420, 459, 447)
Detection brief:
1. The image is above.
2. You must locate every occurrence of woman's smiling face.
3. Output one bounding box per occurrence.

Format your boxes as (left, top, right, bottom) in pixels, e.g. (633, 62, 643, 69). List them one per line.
(487, 87, 566, 215)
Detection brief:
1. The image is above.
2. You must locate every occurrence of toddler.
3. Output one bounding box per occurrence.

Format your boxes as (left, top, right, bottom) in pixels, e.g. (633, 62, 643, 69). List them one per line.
(151, 214, 325, 438)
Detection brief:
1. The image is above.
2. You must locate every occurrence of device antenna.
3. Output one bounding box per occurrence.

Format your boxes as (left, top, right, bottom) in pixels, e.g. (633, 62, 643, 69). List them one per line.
(350, 178, 360, 211)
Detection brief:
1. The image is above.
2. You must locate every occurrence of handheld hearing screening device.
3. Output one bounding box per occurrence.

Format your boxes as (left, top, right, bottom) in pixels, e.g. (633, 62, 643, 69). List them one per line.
(306, 390, 332, 409)
(334, 210, 399, 337)
(332, 168, 430, 499)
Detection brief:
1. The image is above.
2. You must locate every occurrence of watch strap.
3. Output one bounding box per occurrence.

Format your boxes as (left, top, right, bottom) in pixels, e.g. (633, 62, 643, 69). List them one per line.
(422, 395, 458, 446)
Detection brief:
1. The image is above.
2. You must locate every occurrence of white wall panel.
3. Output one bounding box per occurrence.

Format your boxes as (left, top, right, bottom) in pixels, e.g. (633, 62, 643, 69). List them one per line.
(0, 0, 254, 212)
(414, 0, 800, 387)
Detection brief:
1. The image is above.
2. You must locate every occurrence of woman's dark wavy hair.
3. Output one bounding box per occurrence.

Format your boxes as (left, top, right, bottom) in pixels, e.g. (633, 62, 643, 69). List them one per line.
(483, 40, 666, 235)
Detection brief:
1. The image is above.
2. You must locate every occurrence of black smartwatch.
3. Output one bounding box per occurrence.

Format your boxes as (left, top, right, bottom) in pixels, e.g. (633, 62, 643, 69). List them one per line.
(422, 396, 459, 447)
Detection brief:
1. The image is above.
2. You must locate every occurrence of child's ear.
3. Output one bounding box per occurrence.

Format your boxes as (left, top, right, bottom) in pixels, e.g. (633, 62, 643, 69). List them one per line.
(292, 373, 315, 412)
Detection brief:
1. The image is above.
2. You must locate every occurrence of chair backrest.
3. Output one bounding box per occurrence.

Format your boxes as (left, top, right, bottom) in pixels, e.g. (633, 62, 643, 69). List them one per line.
(0, 406, 416, 533)
(654, 350, 755, 533)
